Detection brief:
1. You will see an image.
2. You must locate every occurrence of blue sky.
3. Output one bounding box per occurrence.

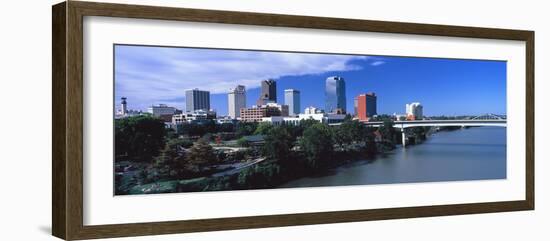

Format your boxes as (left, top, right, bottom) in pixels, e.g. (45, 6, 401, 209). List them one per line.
(114, 45, 506, 116)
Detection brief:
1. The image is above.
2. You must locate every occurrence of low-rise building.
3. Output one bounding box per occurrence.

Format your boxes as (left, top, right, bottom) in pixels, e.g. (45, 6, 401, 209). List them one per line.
(262, 113, 346, 126)
(216, 117, 238, 125)
(171, 109, 216, 124)
(147, 104, 176, 117)
(393, 113, 407, 121)
(304, 106, 324, 115)
(171, 113, 187, 125)
(240, 103, 289, 122)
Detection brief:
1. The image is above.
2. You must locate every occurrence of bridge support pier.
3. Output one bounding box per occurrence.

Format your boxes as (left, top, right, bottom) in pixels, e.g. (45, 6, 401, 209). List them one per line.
(401, 128, 406, 147)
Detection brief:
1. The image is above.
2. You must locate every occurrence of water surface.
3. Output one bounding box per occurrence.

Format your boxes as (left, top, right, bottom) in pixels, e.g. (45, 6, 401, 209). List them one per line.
(280, 127, 506, 188)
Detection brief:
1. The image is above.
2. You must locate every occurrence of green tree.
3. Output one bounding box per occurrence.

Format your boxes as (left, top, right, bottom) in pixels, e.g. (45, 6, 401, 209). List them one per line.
(263, 126, 293, 161)
(364, 131, 378, 157)
(254, 122, 273, 135)
(237, 137, 250, 147)
(185, 138, 218, 171)
(115, 115, 166, 162)
(333, 120, 365, 149)
(412, 126, 428, 140)
(218, 123, 235, 133)
(154, 143, 180, 178)
(298, 118, 318, 130)
(299, 123, 334, 169)
(378, 119, 396, 144)
(235, 122, 258, 137)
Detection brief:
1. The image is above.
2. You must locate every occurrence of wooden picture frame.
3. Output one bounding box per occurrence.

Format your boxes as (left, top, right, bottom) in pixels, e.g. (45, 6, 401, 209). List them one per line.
(52, 1, 534, 240)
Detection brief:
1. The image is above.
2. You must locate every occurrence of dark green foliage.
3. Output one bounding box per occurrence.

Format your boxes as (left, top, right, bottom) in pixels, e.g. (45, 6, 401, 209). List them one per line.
(236, 162, 281, 189)
(379, 119, 396, 144)
(412, 126, 428, 141)
(115, 115, 166, 162)
(333, 119, 366, 148)
(299, 123, 334, 169)
(154, 138, 191, 179)
(116, 112, 409, 195)
(254, 122, 274, 135)
(235, 122, 258, 137)
(237, 137, 250, 147)
(298, 118, 318, 131)
(218, 123, 235, 133)
(364, 131, 378, 157)
(263, 126, 294, 161)
(185, 138, 218, 171)
(177, 120, 218, 137)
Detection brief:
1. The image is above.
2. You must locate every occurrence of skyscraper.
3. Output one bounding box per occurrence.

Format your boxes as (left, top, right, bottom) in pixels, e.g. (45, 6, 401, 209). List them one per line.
(185, 89, 210, 112)
(355, 92, 377, 121)
(228, 85, 246, 119)
(325, 76, 346, 114)
(284, 89, 301, 116)
(257, 79, 277, 105)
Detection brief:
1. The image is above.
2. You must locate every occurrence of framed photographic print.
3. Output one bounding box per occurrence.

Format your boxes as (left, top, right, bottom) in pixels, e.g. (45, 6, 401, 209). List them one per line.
(52, 1, 534, 240)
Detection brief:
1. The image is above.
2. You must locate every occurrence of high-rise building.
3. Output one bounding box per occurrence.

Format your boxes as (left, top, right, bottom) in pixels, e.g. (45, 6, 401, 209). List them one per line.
(355, 92, 377, 121)
(325, 76, 346, 114)
(228, 85, 246, 119)
(185, 89, 210, 112)
(284, 89, 300, 116)
(406, 102, 423, 120)
(257, 79, 277, 105)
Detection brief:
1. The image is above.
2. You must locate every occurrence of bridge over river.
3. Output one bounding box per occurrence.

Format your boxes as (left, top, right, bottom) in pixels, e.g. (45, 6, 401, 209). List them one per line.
(330, 117, 507, 147)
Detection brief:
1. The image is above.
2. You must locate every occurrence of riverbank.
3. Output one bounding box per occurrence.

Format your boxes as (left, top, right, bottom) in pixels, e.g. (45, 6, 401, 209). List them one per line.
(125, 139, 396, 194)
(280, 126, 506, 188)
(119, 119, 505, 195)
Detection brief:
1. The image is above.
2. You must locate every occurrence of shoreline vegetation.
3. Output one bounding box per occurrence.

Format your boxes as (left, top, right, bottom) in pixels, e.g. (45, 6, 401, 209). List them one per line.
(114, 115, 461, 195)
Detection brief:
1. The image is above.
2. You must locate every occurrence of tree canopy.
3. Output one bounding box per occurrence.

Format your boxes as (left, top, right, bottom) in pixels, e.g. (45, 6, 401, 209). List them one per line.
(115, 115, 166, 162)
(378, 119, 396, 144)
(299, 123, 334, 169)
(333, 120, 366, 148)
(263, 126, 294, 161)
(185, 138, 218, 171)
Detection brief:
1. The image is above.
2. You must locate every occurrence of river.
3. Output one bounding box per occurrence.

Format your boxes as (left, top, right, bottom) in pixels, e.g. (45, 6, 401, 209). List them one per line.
(279, 126, 506, 188)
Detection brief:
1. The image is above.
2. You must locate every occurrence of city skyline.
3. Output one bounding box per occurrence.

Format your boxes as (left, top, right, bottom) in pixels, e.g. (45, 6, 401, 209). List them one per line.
(115, 45, 506, 116)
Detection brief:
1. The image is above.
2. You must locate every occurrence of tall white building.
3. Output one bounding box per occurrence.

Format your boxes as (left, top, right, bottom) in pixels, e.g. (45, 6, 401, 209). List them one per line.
(406, 102, 423, 120)
(284, 89, 300, 116)
(228, 85, 246, 119)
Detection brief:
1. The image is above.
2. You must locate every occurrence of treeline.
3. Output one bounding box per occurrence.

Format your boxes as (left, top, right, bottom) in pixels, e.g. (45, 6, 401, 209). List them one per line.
(158, 120, 402, 193)
(115, 115, 407, 194)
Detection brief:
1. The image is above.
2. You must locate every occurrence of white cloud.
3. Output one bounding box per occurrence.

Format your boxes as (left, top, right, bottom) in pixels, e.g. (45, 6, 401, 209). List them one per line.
(370, 60, 386, 66)
(115, 46, 371, 110)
